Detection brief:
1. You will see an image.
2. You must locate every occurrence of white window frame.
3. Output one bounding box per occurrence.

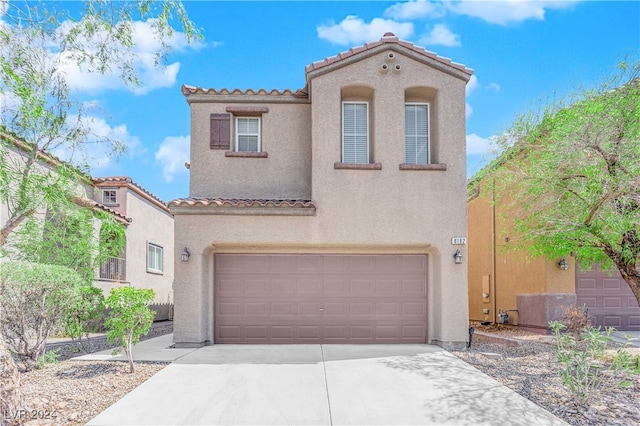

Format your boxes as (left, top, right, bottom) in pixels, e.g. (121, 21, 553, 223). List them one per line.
(102, 189, 117, 205)
(404, 103, 430, 165)
(146, 242, 163, 274)
(341, 101, 369, 164)
(235, 117, 261, 152)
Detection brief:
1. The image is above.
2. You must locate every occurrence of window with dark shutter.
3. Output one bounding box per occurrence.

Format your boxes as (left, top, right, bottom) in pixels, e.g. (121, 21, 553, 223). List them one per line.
(210, 113, 231, 149)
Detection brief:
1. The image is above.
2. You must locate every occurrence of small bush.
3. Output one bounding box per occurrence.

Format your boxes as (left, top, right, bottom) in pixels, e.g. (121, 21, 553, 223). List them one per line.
(104, 287, 156, 373)
(0, 262, 85, 370)
(64, 285, 105, 353)
(560, 304, 592, 340)
(549, 321, 635, 407)
(37, 350, 60, 369)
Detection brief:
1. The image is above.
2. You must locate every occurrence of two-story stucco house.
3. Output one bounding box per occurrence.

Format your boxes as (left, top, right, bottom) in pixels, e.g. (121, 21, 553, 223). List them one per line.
(170, 33, 473, 348)
(92, 176, 175, 307)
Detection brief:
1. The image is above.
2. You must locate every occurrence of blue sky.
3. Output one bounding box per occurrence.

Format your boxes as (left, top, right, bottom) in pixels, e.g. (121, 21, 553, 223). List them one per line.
(8, 1, 640, 203)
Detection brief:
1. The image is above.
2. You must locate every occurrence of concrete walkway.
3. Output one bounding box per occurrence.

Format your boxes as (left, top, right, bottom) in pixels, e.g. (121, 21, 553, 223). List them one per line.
(86, 338, 567, 426)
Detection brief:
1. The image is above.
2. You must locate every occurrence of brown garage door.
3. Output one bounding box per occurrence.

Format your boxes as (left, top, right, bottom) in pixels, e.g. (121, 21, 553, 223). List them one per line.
(214, 254, 427, 343)
(576, 266, 640, 331)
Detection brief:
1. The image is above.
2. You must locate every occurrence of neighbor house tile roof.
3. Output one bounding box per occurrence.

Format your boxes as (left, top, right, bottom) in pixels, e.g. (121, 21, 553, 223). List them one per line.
(73, 196, 131, 224)
(305, 32, 473, 77)
(92, 176, 169, 212)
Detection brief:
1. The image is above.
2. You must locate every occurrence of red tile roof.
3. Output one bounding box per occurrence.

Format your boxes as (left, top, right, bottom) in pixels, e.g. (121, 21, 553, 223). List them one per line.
(73, 196, 131, 224)
(92, 176, 169, 212)
(168, 198, 316, 208)
(305, 32, 473, 77)
(181, 86, 308, 97)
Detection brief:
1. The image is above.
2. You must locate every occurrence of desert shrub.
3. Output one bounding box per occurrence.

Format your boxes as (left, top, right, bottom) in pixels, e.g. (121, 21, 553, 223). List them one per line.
(104, 287, 156, 373)
(64, 285, 106, 353)
(549, 321, 635, 407)
(0, 262, 85, 370)
(560, 304, 592, 340)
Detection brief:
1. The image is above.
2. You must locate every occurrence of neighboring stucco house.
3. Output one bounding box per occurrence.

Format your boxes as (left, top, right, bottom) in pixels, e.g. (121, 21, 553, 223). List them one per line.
(468, 178, 577, 331)
(92, 176, 175, 306)
(468, 166, 640, 332)
(170, 33, 473, 348)
(0, 136, 174, 307)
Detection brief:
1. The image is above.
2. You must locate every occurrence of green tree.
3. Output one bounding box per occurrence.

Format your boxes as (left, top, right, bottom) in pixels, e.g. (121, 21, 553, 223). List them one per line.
(104, 287, 156, 373)
(0, 1, 199, 420)
(485, 60, 640, 304)
(0, 262, 85, 370)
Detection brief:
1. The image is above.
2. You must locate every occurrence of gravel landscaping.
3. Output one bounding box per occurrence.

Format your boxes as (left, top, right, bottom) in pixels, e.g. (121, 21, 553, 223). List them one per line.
(7, 322, 173, 425)
(9, 322, 640, 425)
(451, 325, 640, 426)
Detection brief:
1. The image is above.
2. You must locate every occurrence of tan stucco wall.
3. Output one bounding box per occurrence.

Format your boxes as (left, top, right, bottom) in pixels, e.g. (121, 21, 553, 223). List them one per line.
(189, 101, 311, 199)
(123, 189, 174, 303)
(467, 177, 576, 325)
(467, 184, 494, 322)
(174, 46, 470, 347)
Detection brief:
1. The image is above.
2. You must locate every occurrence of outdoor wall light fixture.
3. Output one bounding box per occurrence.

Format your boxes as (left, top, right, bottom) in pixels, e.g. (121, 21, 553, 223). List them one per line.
(181, 247, 191, 262)
(558, 258, 569, 271)
(453, 250, 463, 264)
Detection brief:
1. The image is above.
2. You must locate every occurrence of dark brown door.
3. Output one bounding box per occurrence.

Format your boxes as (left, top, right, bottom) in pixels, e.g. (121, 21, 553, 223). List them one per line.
(214, 254, 428, 343)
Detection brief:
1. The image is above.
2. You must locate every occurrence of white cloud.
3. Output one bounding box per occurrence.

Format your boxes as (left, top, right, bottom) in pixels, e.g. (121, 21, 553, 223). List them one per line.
(418, 23, 460, 47)
(155, 135, 190, 182)
(488, 82, 501, 91)
(466, 102, 473, 119)
(317, 15, 413, 45)
(466, 74, 478, 96)
(53, 19, 199, 95)
(467, 133, 495, 156)
(446, 0, 580, 26)
(52, 116, 144, 170)
(384, 0, 446, 20)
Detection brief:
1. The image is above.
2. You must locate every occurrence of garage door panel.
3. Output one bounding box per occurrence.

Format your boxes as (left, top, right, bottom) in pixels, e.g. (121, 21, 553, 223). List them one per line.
(402, 279, 427, 295)
(298, 278, 322, 293)
(376, 302, 399, 315)
(350, 279, 373, 294)
(270, 278, 296, 294)
(403, 325, 426, 339)
(402, 302, 426, 316)
(215, 254, 428, 343)
(349, 256, 374, 272)
(376, 279, 400, 293)
(298, 326, 321, 339)
(576, 266, 640, 331)
(402, 255, 427, 273)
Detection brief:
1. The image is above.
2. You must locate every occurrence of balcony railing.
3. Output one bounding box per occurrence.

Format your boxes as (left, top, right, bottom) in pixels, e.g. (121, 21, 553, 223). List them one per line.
(99, 257, 126, 281)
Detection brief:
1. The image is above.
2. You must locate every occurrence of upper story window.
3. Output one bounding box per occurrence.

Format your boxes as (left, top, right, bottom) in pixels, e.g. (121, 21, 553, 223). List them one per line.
(342, 102, 369, 164)
(102, 189, 117, 205)
(405, 103, 429, 164)
(236, 117, 260, 152)
(147, 242, 163, 274)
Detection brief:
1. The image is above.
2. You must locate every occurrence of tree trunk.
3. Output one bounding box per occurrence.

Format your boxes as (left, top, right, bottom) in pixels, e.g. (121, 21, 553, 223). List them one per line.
(127, 333, 134, 374)
(1, 336, 23, 426)
(619, 267, 640, 309)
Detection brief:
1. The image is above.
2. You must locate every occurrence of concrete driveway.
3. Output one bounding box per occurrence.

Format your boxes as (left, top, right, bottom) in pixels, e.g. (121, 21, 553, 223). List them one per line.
(88, 343, 566, 425)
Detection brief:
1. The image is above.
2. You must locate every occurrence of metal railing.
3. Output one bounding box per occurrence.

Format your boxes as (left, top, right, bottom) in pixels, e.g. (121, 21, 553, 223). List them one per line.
(99, 257, 126, 281)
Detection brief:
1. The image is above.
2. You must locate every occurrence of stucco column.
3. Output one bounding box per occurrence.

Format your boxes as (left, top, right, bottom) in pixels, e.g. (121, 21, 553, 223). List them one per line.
(172, 216, 211, 347)
(431, 244, 469, 349)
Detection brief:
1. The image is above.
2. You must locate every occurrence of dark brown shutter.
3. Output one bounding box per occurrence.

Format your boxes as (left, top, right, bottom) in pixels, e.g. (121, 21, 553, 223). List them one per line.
(210, 113, 231, 149)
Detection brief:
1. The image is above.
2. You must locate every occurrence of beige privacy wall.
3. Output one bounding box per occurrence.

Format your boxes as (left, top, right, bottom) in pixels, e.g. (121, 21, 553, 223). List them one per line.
(172, 34, 473, 348)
